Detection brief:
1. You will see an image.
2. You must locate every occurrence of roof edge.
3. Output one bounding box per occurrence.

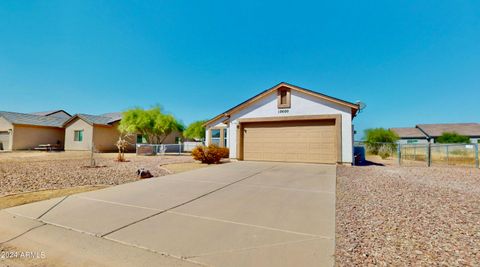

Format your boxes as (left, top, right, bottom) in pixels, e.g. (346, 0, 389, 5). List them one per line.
(205, 82, 360, 126)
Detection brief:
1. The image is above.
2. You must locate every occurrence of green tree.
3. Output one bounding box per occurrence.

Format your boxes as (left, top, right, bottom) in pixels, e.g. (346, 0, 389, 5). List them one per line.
(436, 132, 470, 144)
(119, 106, 184, 144)
(364, 128, 399, 158)
(183, 120, 207, 140)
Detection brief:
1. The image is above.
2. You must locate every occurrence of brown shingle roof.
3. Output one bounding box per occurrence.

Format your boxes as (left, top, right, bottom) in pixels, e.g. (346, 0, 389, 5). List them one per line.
(416, 123, 480, 137)
(0, 111, 68, 128)
(63, 113, 122, 127)
(31, 110, 71, 117)
(390, 127, 427, 139)
(205, 82, 360, 126)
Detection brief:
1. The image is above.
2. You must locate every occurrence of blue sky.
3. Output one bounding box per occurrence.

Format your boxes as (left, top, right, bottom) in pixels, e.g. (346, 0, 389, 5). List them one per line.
(1, 1, 479, 139)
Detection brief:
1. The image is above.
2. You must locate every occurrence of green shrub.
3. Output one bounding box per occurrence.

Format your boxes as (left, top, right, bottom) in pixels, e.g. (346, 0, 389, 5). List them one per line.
(378, 144, 395, 159)
(364, 128, 399, 156)
(183, 120, 207, 140)
(191, 145, 228, 164)
(436, 132, 470, 144)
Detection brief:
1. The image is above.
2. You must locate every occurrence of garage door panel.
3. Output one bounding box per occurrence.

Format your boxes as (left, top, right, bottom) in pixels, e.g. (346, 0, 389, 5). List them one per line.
(242, 120, 337, 164)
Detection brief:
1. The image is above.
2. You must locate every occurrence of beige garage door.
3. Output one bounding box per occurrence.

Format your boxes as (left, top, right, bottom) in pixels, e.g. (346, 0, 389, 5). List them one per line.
(242, 120, 337, 164)
(0, 131, 10, 151)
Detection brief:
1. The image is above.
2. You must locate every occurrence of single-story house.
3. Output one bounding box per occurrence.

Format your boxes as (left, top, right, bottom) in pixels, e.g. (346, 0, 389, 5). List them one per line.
(417, 123, 480, 144)
(63, 113, 135, 152)
(390, 127, 429, 144)
(63, 113, 181, 152)
(204, 82, 360, 164)
(0, 111, 69, 150)
(391, 123, 480, 144)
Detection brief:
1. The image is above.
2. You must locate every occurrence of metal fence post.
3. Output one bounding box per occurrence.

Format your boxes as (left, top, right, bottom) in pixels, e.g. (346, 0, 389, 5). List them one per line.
(426, 143, 430, 167)
(397, 143, 401, 166)
(475, 144, 479, 169)
(446, 145, 449, 165)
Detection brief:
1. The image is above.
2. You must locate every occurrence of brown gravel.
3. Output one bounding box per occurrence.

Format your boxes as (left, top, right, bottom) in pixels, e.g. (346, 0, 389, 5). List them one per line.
(336, 165, 480, 266)
(0, 152, 195, 196)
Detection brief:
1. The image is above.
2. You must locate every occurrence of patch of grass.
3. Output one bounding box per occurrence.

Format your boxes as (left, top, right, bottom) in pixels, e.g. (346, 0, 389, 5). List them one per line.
(161, 162, 209, 174)
(0, 185, 109, 209)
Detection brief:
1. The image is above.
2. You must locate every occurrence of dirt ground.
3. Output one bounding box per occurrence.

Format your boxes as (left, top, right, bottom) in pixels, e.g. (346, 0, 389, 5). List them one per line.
(0, 151, 196, 197)
(336, 161, 480, 266)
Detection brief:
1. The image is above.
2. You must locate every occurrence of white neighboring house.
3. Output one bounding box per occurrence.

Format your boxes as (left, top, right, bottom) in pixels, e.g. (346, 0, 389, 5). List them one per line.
(390, 127, 429, 145)
(204, 82, 360, 164)
(391, 123, 480, 144)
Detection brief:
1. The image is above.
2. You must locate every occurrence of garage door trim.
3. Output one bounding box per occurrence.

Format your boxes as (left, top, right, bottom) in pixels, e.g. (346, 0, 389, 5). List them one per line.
(237, 114, 342, 163)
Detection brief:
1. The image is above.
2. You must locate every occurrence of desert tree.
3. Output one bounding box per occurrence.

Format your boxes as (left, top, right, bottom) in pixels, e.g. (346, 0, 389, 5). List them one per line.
(183, 120, 207, 141)
(364, 128, 399, 159)
(118, 106, 184, 144)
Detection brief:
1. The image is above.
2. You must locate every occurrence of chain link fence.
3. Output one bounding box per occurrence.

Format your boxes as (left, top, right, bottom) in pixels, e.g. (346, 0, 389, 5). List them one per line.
(136, 141, 204, 156)
(354, 141, 480, 168)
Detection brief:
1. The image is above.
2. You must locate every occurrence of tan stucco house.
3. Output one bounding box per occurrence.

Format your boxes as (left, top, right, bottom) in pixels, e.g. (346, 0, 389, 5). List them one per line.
(63, 113, 135, 152)
(0, 111, 69, 150)
(1, 109, 183, 152)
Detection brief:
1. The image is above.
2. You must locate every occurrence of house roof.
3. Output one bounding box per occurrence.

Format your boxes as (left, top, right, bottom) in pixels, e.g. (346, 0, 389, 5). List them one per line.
(31, 110, 72, 117)
(63, 113, 122, 127)
(416, 123, 480, 138)
(390, 127, 427, 139)
(0, 111, 68, 128)
(205, 82, 360, 126)
(100, 112, 123, 122)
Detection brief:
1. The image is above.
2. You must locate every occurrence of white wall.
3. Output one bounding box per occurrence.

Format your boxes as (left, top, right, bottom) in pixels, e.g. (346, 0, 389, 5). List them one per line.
(207, 89, 355, 163)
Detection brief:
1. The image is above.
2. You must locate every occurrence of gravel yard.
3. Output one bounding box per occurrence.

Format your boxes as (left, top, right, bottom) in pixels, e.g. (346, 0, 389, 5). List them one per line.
(0, 151, 195, 196)
(336, 165, 480, 266)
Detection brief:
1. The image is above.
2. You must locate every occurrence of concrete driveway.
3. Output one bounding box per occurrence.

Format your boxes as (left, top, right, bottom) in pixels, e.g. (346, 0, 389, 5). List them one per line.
(0, 161, 336, 267)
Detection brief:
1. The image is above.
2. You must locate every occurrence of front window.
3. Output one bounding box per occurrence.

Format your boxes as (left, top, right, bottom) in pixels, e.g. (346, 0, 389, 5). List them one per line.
(211, 129, 221, 146)
(278, 88, 291, 108)
(74, 130, 83, 142)
(224, 128, 228, 147)
(137, 134, 147, 144)
(280, 90, 287, 104)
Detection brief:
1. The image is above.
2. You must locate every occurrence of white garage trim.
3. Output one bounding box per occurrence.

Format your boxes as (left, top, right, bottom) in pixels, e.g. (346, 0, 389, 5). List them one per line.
(237, 115, 342, 163)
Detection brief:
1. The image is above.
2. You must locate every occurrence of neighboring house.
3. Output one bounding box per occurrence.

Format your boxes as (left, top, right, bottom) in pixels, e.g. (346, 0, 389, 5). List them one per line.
(417, 123, 480, 144)
(0, 111, 68, 150)
(391, 123, 480, 144)
(30, 110, 72, 120)
(63, 113, 134, 152)
(204, 82, 360, 164)
(390, 127, 429, 144)
(63, 113, 181, 152)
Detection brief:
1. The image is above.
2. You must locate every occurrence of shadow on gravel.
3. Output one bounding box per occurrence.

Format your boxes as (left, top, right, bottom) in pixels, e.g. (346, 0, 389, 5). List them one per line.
(355, 160, 385, 167)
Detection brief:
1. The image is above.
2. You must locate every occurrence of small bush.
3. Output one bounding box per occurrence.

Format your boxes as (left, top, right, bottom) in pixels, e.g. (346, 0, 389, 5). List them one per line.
(218, 147, 230, 158)
(364, 128, 398, 156)
(192, 145, 228, 164)
(378, 144, 395, 159)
